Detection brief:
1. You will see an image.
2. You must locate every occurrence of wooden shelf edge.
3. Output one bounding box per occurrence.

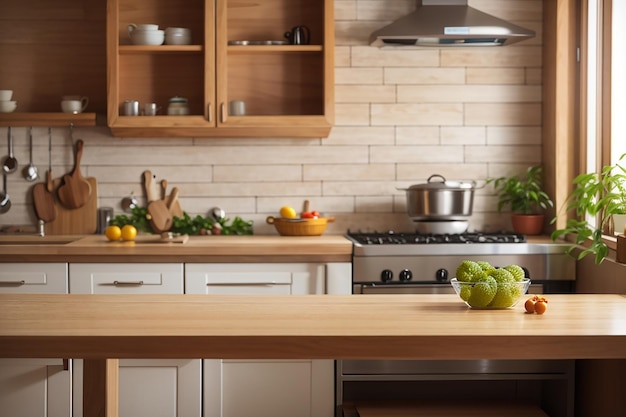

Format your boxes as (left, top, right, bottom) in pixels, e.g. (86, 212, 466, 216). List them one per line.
(227, 45, 323, 53)
(119, 45, 203, 54)
(0, 113, 97, 127)
(109, 124, 332, 138)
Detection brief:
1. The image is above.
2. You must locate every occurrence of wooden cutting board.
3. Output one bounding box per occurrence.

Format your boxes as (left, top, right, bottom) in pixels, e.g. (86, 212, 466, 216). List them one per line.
(44, 177, 98, 235)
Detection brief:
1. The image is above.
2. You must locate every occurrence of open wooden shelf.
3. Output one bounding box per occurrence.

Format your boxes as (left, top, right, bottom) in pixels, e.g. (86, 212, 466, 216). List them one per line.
(0, 113, 97, 127)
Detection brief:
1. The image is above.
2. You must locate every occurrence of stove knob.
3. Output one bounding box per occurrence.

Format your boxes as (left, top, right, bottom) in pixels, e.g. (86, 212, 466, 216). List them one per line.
(436, 268, 448, 282)
(399, 269, 412, 282)
(381, 269, 393, 282)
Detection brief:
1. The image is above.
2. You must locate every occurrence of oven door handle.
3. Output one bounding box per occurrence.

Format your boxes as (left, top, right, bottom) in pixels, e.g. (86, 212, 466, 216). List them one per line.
(357, 283, 455, 294)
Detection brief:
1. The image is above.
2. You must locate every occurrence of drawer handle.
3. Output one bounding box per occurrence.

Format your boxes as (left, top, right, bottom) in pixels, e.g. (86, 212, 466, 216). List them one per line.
(113, 280, 144, 286)
(0, 280, 26, 286)
(208, 102, 212, 122)
(206, 282, 286, 287)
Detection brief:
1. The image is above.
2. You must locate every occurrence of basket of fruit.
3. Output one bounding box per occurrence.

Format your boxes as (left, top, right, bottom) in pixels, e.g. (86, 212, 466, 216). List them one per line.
(266, 201, 334, 236)
(451, 260, 531, 309)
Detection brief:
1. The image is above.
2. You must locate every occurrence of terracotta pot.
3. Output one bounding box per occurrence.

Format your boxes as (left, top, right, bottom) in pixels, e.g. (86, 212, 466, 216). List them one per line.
(511, 213, 545, 235)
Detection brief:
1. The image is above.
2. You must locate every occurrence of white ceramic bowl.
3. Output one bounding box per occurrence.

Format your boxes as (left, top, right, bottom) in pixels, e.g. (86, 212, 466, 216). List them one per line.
(131, 29, 165, 45)
(0, 90, 13, 101)
(165, 27, 191, 45)
(0, 100, 17, 113)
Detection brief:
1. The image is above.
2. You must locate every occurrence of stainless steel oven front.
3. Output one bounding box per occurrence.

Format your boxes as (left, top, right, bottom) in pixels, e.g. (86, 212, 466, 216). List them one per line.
(336, 235, 577, 417)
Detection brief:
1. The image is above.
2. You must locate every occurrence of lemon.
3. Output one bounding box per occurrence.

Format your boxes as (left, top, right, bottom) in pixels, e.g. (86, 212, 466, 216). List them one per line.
(279, 206, 297, 219)
(121, 225, 138, 241)
(105, 225, 122, 241)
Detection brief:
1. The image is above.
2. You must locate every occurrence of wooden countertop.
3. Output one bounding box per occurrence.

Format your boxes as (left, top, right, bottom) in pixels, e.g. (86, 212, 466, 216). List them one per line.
(1, 294, 625, 360)
(0, 234, 353, 263)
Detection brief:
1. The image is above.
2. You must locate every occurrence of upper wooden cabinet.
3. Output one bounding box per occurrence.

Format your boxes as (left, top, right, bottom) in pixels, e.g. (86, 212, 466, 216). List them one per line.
(107, 0, 334, 138)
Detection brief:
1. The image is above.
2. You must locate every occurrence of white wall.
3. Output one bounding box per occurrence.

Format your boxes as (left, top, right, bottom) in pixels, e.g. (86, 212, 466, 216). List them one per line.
(0, 0, 544, 235)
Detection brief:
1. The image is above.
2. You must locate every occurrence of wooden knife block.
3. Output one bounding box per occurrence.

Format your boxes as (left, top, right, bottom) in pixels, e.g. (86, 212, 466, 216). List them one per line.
(44, 177, 98, 235)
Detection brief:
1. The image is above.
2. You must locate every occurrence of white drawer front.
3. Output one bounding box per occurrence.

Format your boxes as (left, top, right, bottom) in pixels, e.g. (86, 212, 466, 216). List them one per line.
(69, 263, 183, 294)
(0, 263, 67, 293)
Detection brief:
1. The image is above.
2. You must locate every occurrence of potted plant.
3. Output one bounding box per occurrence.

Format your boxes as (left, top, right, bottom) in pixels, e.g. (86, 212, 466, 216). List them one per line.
(488, 165, 554, 235)
(551, 154, 626, 264)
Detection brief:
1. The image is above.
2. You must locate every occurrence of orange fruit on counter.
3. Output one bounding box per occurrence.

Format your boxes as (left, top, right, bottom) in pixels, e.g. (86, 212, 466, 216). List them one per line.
(121, 225, 138, 241)
(105, 225, 122, 241)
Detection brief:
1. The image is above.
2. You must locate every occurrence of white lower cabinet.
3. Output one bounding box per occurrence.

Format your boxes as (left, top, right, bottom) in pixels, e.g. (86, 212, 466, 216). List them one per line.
(186, 262, 347, 417)
(69, 263, 202, 417)
(0, 263, 71, 417)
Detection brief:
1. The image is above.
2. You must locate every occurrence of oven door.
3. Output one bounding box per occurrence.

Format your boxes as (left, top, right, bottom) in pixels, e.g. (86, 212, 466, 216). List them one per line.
(355, 282, 545, 295)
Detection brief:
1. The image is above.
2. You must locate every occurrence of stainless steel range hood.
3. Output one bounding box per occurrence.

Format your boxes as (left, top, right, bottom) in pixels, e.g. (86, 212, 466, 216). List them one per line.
(370, 0, 535, 47)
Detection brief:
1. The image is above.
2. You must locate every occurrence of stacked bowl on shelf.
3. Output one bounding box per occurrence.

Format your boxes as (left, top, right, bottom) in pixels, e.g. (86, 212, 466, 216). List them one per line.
(165, 27, 191, 45)
(128, 24, 192, 46)
(0, 90, 16, 113)
(128, 24, 164, 45)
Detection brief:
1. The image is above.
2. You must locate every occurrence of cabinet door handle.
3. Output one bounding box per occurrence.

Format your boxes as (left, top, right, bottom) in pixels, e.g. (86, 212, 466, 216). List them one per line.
(220, 103, 226, 124)
(63, 359, 70, 371)
(0, 280, 25, 286)
(207, 103, 212, 122)
(112, 280, 144, 286)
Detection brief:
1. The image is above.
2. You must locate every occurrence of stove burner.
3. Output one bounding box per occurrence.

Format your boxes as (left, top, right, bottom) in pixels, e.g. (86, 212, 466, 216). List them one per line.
(347, 231, 526, 245)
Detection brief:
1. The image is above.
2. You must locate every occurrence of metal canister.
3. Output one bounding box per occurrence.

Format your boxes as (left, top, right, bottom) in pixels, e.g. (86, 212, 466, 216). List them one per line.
(123, 100, 140, 116)
(97, 207, 114, 234)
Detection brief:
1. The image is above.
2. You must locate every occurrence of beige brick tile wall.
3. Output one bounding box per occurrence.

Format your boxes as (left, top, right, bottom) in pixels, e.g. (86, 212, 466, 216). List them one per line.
(1, 0, 543, 236)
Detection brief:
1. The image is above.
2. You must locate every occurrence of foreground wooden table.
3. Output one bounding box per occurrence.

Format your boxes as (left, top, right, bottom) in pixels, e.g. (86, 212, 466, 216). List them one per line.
(1, 294, 626, 416)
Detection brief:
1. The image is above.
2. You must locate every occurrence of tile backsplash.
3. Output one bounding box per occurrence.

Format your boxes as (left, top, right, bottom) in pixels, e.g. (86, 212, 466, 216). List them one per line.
(1, 0, 543, 235)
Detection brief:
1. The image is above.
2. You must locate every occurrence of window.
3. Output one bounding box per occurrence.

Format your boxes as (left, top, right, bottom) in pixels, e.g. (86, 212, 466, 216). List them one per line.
(583, 0, 626, 231)
(585, 0, 625, 168)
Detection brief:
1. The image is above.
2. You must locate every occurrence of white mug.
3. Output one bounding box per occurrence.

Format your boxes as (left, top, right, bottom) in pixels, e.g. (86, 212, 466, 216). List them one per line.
(61, 96, 89, 114)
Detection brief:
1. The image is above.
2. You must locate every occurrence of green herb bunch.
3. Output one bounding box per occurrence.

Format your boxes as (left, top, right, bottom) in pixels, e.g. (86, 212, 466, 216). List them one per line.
(110, 207, 253, 235)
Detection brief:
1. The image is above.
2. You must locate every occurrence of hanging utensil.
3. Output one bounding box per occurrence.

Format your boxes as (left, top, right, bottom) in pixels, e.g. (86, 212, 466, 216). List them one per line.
(32, 128, 57, 222)
(2, 127, 18, 174)
(0, 174, 11, 214)
(23, 127, 39, 182)
(57, 137, 92, 209)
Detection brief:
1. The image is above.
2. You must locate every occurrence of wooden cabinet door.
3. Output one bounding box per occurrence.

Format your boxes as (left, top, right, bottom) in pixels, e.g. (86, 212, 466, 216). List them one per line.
(0, 263, 70, 417)
(69, 263, 201, 417)
(186, 263, 333, 417)
(106, 0, 216, 137)
(0, 359, 72, 417)
(214, 0, 334, 138)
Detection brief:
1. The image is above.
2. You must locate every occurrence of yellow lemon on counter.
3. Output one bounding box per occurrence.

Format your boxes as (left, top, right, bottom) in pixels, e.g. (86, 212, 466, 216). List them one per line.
(121, 225, 138, 241)
(105, 225, 122, 241)
(279, 206, 297, 219)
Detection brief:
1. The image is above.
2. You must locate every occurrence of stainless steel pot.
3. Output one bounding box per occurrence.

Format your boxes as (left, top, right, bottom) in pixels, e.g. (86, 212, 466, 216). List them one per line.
(400, 174, 477, 221)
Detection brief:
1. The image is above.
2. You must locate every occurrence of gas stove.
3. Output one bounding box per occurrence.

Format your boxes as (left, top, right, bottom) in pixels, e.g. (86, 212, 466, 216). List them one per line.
(346, 231, 576, 289)
(348, 231, 526, 245)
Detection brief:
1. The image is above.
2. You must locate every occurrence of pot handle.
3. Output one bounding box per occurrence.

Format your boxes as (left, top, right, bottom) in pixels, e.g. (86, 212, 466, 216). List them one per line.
(427, 174, 446, 183)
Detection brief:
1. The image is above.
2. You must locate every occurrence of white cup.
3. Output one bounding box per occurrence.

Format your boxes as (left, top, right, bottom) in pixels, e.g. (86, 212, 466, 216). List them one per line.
(229, 100, 246, 116)
(0, 90, 13, 101)
(61, 96, 89, 114)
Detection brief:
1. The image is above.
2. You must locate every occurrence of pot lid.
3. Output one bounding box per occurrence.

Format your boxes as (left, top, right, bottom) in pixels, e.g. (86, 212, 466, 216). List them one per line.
(406, 174, 475, 190)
